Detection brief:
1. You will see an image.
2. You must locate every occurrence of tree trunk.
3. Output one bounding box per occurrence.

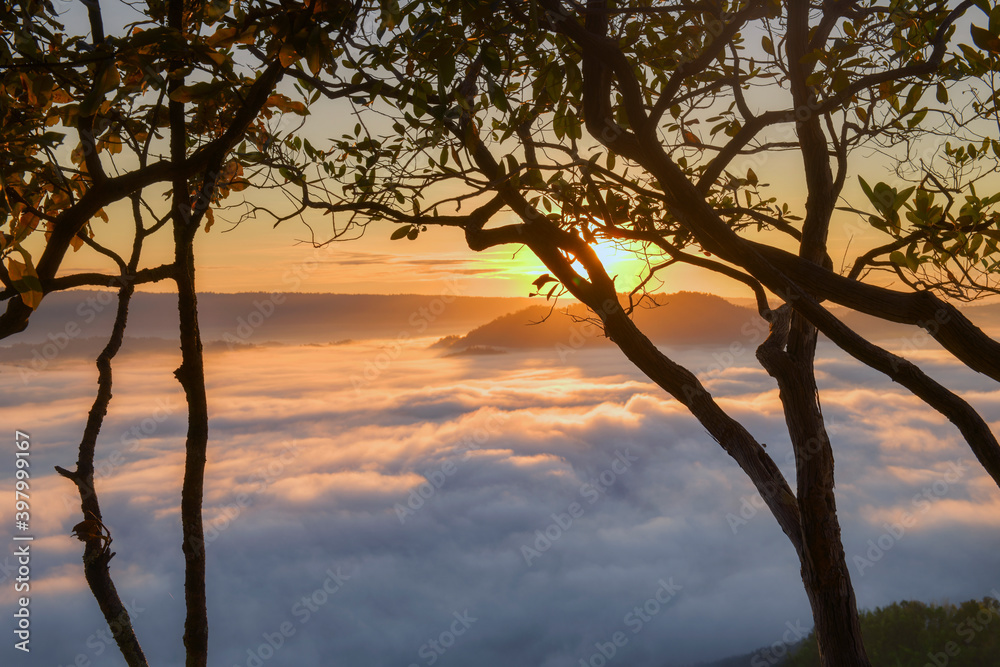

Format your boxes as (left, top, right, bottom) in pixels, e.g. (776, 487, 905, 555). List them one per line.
(168, 0, 210, 652)
(758, 306, 870, 666)
(581, 297, 804, 554)
(55, 277, 149, 667)
(173, 227, 210, 667)
(511, 222, 869, 663)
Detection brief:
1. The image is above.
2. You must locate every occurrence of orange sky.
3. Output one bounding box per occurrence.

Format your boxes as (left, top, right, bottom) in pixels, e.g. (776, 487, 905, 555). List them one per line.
(50, 184, 888, 300)
(37, 0, 899, 302)
(51, 193, 770, 298)
(36, 0, 999, 306)
(38, 0, 898, 301)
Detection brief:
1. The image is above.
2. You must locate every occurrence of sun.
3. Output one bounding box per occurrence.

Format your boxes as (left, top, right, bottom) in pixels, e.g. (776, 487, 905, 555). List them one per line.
(500, 238, 645, 293)
(574, 240, 644, 290)
(588, 240, 624, 268)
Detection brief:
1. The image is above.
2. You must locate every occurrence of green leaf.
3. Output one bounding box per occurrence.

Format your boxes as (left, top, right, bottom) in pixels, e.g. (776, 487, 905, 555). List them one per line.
(907, 108, 928, 129)
(7, 255, 43, 310)
(858, 176, 874, 204)
(306, 29, 325, 75)
(873, 183, 893, 210)
(903, 84, 923, 114)
(969, 233, 984, 255)
(203, 0, 230, 23)
(481, 47, 502, 76)
(390, 225, 410, 240)
(486, 75, 509, 112)
(169, 81, 224, 104)
(440, 56, 456, 89)
(836, 205, 871, 216)
(894, 186, 915, 211)
(971, 25, 1000, 54)
(505, 154, 518, 178)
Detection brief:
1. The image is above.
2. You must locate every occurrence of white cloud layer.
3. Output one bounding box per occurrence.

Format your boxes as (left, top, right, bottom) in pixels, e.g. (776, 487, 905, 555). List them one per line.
(1, 331, 998, 667)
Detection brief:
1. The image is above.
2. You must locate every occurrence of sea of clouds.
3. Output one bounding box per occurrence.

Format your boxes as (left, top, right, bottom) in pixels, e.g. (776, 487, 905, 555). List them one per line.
(1, 312, 999, 667)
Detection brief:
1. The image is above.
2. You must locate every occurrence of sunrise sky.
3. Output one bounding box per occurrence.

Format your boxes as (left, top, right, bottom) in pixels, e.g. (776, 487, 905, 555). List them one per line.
(51, 171, 882, 300)
(6, 4, 1000, 667)
(40, 0, 896, 301)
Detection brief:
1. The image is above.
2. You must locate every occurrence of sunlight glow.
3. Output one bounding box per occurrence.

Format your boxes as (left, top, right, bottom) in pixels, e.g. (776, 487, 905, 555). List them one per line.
(574, 239, 645, 291)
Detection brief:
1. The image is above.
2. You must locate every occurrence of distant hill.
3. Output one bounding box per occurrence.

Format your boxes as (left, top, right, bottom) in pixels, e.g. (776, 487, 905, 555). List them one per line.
(5, 290, 998, 354)
(435, 291, 766, 351)
(3, 291, 537, 345)
(834, 299, 1000, 342)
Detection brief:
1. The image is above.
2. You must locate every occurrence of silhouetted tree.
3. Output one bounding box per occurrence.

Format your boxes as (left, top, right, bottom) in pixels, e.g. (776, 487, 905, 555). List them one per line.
(6, 1, 1000, 665)
(277, 1, 1000, 664)
(1, 1, 358, 664)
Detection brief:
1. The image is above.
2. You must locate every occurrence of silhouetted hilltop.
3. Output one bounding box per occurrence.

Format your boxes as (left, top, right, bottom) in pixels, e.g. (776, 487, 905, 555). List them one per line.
(830, 299, 1000, 341)
(436, 291, 766, 350)
(5, 290, 998, 353)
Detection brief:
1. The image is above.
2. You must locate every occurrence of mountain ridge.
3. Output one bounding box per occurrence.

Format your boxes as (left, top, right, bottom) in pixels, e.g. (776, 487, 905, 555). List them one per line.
(435, 291, 766, 350)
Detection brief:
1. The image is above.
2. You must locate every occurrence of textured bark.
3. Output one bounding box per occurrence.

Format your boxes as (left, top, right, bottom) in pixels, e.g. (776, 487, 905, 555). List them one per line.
(768, 2, 871, 659)
(54, 272, 148, 667)
(624, 129, 1000, 493)
(168, 0, 210, 661)
(491, 220, 805, 551)
(336, 4, 999, 663)
(750, 243, 1000, 383)
(758, 307, 870, 667)
(173, 233, 210, 667)
(519, 232, 805, 548)
(771, 287, 1000, 489)
(511, 5, 876, 661)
